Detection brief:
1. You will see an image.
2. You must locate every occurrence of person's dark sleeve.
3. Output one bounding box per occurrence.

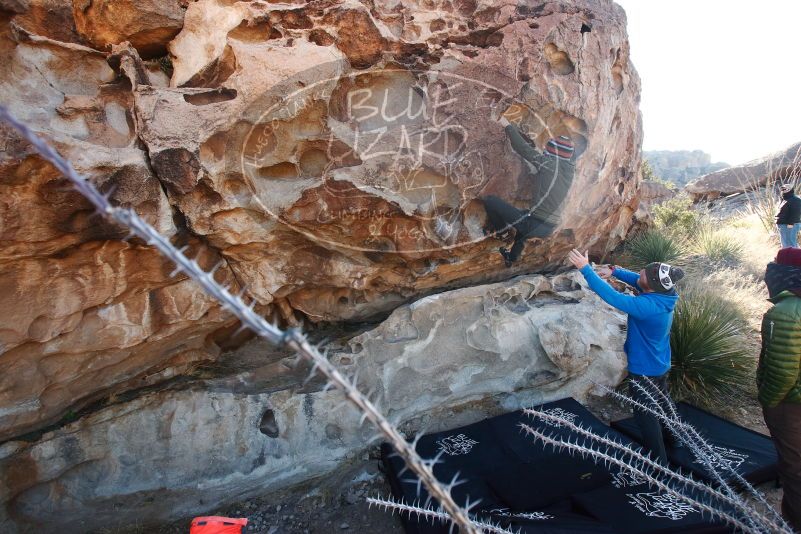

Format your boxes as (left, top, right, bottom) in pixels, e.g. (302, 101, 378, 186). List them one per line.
(505, 124, 547, 171)
(791, 197, 801, 224)
(579, 265, 660, 319)
(776, 201, 790, 223)
(612, 267, 643, 291)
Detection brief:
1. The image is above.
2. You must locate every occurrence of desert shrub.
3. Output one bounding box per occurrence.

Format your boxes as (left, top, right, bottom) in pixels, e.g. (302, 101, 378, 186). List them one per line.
(652, 195, 699, 237)
(642, 160, 677, 190)
(156, 55, 174, 78)
(692, 224, 744, 263)
(624, 228, 686, 270)
(669, 286, 754, 408)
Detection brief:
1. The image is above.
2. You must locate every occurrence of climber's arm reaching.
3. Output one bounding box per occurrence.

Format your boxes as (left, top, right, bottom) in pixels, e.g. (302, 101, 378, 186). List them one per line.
(505, 124, 548, 172)
(611, 267, 644, 291)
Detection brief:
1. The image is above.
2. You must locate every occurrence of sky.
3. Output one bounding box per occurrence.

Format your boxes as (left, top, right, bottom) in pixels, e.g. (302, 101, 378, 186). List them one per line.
(614, 0, 801, 165)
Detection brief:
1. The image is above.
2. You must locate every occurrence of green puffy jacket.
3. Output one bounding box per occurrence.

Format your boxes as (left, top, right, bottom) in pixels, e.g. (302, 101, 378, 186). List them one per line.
(758, 290, 801, 407)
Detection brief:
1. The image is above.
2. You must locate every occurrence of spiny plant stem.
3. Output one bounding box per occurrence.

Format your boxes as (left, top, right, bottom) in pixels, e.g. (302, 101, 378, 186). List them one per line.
(635, 377, 790, 531)
(0, 106, 481, 534)
(622, 379, 750, 522)
(520, 423, 759, 533)
(367, 496, 517, 534)
(608, 379, 782, 530)
(613, 383, 771, 530)
(523, 409, 783, 533)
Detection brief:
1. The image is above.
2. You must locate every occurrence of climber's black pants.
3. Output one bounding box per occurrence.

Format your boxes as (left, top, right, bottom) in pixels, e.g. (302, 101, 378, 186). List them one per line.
(629, 372, 676, 464)
(482, 195, 554, 261)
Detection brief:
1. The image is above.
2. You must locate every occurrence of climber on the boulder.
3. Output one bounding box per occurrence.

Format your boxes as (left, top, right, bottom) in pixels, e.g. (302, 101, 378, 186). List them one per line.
(568, 250, 685, 463)
(482, 108, 578, 267)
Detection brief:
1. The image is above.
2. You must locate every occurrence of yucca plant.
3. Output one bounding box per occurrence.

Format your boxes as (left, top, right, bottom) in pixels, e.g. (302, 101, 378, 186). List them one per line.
(624, 228, 686, 270)
(669, 287, 754, 408)
(693, 225, 744, 263)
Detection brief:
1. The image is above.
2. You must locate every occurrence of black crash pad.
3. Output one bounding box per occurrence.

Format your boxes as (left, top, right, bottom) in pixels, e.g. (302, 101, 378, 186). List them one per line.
(381, 398, 738, 533)
(380, 398, 631, 533)
(572, 480, 730, 534)
(480, 499, 616, 533)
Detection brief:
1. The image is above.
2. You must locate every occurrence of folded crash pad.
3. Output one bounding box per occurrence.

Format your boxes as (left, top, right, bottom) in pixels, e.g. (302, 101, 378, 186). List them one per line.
(610, 402, 778, 485)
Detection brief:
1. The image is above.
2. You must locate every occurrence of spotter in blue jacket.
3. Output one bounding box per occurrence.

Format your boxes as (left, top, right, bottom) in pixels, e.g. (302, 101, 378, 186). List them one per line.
(579, 265, 679, 376)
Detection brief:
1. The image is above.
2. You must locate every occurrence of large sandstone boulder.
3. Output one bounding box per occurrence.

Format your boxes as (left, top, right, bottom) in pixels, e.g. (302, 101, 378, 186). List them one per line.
(685, 141, 801, 201)
(72, 0, 187, 58)
(0, 0, 642, 467)
(0, 271, 627, 533)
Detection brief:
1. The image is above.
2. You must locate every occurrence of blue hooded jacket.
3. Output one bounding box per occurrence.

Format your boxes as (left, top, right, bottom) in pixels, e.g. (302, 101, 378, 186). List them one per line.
(579, 265, 679, 376)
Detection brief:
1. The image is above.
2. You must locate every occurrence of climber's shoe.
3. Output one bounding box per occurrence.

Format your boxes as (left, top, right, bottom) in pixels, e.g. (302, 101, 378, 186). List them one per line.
(499, 247, 513, 268)
(485, 226, 514, 242)
(499, 228, 516, 242)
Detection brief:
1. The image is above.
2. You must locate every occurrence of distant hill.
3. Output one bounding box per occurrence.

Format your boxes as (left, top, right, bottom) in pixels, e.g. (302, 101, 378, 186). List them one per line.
(644, 150, 729, 187)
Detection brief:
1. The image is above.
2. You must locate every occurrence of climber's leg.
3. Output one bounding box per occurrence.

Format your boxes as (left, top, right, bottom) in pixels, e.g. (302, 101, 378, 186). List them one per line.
(503, 217, 555, 264)
(507, 234, 527, 263)
(629, 373, 670, 463)
(523, 217, 556, 239)
(482, 195, 525, 235)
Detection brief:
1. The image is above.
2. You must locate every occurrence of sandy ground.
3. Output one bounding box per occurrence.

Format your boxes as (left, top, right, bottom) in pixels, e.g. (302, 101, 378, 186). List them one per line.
(111, 446, 406, 534)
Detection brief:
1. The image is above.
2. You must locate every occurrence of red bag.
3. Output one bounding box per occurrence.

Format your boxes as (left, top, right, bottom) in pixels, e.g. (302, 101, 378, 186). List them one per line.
(190, 516, 248, 534)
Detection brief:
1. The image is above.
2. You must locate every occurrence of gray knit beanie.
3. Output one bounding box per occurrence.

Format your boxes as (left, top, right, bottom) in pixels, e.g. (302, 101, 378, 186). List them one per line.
(644, 262, 684, 293)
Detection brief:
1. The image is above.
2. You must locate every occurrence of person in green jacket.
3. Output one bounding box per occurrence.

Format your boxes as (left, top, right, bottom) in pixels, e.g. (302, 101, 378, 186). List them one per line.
(482, 114, 577, 267)
(760, 247, 801, 529)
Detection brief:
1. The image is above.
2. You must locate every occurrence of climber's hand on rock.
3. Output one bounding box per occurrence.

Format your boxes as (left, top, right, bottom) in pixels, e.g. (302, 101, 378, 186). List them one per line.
(568, 249, 589, 270)
(595, 265, 613, 279)
(502, 103, 525, 125)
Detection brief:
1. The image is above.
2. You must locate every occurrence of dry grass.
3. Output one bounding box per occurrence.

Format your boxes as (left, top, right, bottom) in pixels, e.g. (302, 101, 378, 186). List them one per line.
(662, 202, 775, 409)
(680, 267, 767, 339)
(729, 211, 779, 280)
(664, 160, 801, 414)
(691, 223, 743, 263)
(678, 213, 771, 344)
